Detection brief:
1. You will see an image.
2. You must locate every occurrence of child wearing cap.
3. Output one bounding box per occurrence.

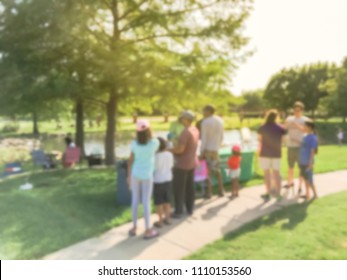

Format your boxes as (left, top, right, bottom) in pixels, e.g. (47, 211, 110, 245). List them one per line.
(228, 145, 242, 199)
(127, 119, 160, 240)
(299, 121, 318, 200)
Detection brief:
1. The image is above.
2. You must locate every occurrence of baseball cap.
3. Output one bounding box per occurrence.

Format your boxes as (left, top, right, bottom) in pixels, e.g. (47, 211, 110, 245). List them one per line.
(232, 144, 241, 153)
(136, 119, 150, 132)
(179, 110, 195, 122)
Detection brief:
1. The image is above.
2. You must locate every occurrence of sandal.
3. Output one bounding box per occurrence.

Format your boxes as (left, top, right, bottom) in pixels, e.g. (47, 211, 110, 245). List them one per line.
(144, 229, 159, 240)
(261, 193, 271, 202)
(154, 221, 163, 228)
(128, 228, 136, 237)
(283, 183, 294, 189)
(204, 193, 212, 200)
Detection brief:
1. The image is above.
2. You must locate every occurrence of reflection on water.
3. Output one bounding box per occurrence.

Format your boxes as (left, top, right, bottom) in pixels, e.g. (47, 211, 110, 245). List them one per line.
(41, 129, 258, 159)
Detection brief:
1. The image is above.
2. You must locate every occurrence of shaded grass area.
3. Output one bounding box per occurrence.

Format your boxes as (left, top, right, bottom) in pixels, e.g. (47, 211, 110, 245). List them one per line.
(0, 146, 346, 259)
(187, 190, 347, 260)
(0, 169, 132, 260)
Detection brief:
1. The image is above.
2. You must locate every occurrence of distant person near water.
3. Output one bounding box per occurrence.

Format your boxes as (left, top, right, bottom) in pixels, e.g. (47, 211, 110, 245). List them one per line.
(153, 137, 174, 228)
(337, 128, 344, 146)
(283, 101, 309, 194)
(228, 144, 242, 199)
(127, 119, 160, 239)
(299, 121, 318, 200)
(64, 133, 73, 147)
(169, 111, 199, 219)
(200, 105, 225, 198)
(258, 110, 287, 202)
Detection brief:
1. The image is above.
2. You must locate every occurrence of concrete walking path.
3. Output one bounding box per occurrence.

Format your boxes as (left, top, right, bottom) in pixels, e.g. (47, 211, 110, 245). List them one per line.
(44, 170, 347, 260)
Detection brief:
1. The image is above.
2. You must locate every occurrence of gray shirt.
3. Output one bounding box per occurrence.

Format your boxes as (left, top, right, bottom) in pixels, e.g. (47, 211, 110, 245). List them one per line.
(286, 115, 309, 148)
(201, 115, 224, 152)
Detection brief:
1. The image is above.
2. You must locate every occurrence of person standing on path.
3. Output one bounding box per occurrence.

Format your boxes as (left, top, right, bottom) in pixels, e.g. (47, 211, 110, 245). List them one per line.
(200, 105, 225, 198)
(169, 111, 199, 218)
(283, 101, 309, 194)
(127, 120, 160, 239)
(258, 110, 287, 202)
(299, 121, 318, 200)
(153, 137, 174, 228)
(228, 144, 242, 199)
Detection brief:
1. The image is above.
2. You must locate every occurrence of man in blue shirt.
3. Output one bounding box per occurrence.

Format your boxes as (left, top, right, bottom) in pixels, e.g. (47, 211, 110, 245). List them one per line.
(299, 121, 318, 200)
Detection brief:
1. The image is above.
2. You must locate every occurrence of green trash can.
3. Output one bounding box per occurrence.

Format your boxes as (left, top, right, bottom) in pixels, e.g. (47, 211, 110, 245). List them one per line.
(210, 147, 254, 185)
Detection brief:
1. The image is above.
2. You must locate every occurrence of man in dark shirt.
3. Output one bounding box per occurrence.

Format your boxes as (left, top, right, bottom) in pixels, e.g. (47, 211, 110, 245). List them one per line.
(258, 110, 287, 201)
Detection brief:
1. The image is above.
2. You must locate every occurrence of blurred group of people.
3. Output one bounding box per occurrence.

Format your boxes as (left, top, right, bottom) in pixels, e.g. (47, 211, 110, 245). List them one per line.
(126, 101, 319, 240)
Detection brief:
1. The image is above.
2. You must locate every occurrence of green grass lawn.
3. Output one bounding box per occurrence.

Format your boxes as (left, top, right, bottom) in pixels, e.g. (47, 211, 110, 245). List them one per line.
(0, 145, 346, 259)
(0, 168, 132, 260)
(187, 190, 347, 260)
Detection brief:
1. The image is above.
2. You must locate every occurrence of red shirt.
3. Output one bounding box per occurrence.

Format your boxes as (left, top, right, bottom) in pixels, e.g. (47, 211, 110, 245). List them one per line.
(228, 155, 241, 170)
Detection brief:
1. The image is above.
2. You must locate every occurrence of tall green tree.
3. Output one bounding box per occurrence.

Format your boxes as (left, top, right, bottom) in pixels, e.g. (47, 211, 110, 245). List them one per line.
(81, 0, 253, 164)
(240, 89, 265, 112)
(0, 0, 101, 155)
(321, 57, 347, 122)
(264, 63, 334, 114)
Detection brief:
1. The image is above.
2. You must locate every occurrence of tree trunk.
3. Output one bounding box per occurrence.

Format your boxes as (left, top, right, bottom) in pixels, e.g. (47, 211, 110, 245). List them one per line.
(32, 112, 39, 136)
(104, 0, 119, 166)
(75, 99, 85, 157)
(164, 113, 169, 123)
(105, 92, 117, 165)
(132, 113, 138, 123)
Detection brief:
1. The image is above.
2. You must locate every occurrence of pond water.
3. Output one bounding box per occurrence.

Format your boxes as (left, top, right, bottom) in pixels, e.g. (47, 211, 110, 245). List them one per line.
(41, 129, 259, 159)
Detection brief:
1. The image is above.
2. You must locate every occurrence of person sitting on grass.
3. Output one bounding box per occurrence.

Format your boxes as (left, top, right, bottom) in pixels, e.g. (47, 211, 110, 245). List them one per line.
(127, 119, 160, 240)
(299, 121, 318, 200)
(228, 144, 242, 199)
(153, 137, 174, 228)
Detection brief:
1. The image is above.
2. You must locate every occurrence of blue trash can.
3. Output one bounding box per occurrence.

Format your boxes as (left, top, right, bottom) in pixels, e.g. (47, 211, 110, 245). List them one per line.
(116, 160, 131, 206)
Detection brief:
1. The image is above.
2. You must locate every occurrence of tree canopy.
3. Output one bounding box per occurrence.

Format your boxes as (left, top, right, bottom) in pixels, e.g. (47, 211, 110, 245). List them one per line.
(0, 0, 253, 164)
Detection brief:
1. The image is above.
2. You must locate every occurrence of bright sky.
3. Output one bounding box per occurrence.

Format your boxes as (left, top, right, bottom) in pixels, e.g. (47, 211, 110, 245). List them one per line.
(232, 0, 347, 95)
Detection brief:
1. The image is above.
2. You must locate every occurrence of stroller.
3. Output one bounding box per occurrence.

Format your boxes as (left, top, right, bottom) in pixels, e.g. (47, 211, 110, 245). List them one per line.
(194, 159, 208, 196)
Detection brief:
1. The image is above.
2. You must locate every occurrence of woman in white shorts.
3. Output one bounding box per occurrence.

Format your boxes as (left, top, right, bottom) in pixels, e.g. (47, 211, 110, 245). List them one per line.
(257, 110, 287, 201)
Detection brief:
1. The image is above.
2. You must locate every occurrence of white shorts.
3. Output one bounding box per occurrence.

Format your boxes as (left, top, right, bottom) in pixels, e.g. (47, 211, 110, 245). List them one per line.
(259, 157, 281, 171)
(229, 169, 241, 179)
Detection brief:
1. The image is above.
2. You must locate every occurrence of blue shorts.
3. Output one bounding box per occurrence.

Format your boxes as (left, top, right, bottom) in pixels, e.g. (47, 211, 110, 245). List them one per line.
(300, 165, 313, 184)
